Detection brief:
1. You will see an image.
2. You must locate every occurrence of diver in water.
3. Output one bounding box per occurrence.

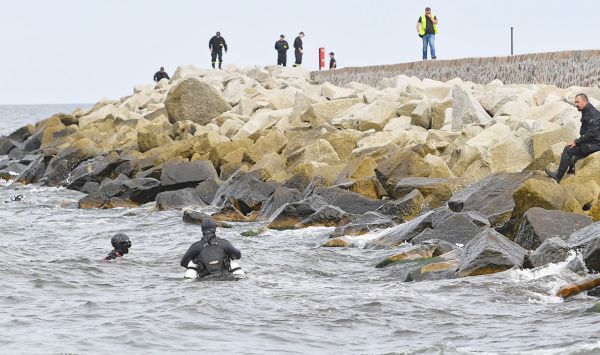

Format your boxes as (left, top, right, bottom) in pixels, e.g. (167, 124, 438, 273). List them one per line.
(180, 217, 241, 278)
(105, 233, 131, 261)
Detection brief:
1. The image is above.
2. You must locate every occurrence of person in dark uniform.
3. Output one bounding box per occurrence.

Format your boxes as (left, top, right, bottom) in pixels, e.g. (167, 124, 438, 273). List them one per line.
(293, 32, 305, 67)
(105, 234, 131, 261)
(209, 31, 228, 69)
(545, 93, 600, 182)
(329, 52, 337, 69)
(153, 67, 170, 82)
(274, 34, 289, 66)
(180, 217, 241, 278)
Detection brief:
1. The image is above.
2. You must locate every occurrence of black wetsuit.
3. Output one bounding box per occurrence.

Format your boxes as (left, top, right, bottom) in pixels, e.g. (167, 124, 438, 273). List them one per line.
(153, 70, 170, 82)
(209, 36, 228, 69)
(555, 103, 600, 180)
(105, 250, 123, 261)
(180, 236, 241, 277)
(329, 57, 337, 69)
(275, 40, 289, 66)
(293, 36, 303, 66)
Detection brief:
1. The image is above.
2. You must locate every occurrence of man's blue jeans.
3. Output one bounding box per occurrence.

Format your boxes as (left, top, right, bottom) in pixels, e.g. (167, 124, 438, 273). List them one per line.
(422, 34, 436, 59)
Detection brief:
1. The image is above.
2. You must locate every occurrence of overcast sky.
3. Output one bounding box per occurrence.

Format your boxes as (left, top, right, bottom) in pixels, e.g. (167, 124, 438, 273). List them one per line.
(1, 0, 598, 105)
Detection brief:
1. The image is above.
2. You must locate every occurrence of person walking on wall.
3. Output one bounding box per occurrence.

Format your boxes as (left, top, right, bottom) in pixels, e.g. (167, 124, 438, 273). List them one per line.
(293, 32, 305, 67)
(416, 7, 438, 60)
(209, 31, 228, 69)
(275, 34, 289, 66)
(329, 52, 337, 69)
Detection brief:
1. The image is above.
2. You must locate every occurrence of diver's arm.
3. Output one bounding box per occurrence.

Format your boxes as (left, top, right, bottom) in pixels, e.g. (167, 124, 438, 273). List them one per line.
(180, 243, 201, 267)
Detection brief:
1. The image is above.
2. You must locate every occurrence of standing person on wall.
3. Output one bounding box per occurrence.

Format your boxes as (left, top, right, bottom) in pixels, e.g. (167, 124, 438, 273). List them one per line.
(293, 32, 305, 67)
(416, 7, 438, 60)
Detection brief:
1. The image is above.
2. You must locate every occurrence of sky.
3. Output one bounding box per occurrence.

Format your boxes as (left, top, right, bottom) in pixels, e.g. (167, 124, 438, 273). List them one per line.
(0, 0, 598, 105)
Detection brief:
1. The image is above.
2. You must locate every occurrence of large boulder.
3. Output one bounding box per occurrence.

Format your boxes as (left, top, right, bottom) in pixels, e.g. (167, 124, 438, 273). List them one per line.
(297, 205, 352, 228)
(452, 85, 493, 131)
(165, 77, 232, 125)
(411, 211, 490, 246)
(393, 177, 457, 208)
(195, 178, 222, 204)
(531, 127, 578, 158)
(448, 172, 537, 228)
(257, 186, 303, 221)
(331, 211, 394, 237)
(267, 196, 327, 230)
(457, 228, 528, 277)
(311, 186, 384, 214)
(155, 188, 206, 210)
(15, 155, 46, 184)
(211, 171, 278, 214)
(66, 154, 122, 191)
(365, 211, 435, 249)
(374, 150, 432, 195)
(286, 139, 340, 167)
(300, 98, 362, 127)
(160, 160, 218, 188)
(514, 207, 592, 250)
(529, 237, 572, 267)
(376, 189, 424, 223)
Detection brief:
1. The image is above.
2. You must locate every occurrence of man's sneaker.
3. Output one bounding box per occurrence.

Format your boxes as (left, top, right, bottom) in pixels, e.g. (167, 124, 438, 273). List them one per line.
(545, 168, 560, 183)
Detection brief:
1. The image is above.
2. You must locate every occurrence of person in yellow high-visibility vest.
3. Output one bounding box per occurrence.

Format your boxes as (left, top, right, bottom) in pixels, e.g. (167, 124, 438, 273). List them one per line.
(416, 7, 438, 60)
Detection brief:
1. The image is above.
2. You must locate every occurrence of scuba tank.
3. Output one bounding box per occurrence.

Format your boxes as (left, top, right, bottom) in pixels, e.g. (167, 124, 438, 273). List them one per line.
(229, 260, 245, 277)
(184, 261, 199, 279)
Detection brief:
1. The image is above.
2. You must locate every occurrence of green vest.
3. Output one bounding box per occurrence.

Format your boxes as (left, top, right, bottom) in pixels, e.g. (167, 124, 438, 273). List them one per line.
(419, 14, 438, 36)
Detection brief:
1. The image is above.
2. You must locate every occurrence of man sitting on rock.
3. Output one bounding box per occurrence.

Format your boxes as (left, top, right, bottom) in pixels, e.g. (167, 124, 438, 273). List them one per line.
(105, 233, 132, 261)
(546, 93, 600, 182)
(180, 217, 241, 278)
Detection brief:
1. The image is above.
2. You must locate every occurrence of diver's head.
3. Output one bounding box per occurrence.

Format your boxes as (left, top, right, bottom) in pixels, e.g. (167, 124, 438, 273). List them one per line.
(201, 217, 217, 240)
(111, 233, 131, 254)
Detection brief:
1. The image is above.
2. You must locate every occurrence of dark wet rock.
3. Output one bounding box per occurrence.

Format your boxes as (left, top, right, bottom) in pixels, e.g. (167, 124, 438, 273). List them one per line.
(7, 124, 36, 142)
(411, 211, 490, 246)
(8, 147, 27, 160)
(119, 178, 163, 204)
(514, 207, 592, 250)
(80, 181, 100, 194)
(448, 171, 537, 228)
(212, 171, 278, 214)
(42, 158, 70, 187)
(311, 186, 384, 214)
(212, 199, 248, 222)
(15, 155, 47, 184)
(182, 210, 212, 225)
(267, 196, 328, 230)
(257, 186, 303, 221)
(66, 155, 122, 191)
(135, 166, 163, 180)
(375, 244, 442, 268)
(588, 287, 600, 297)
(529, 237, 571, 267)
(103, 197, 138, 209)
(156, 188, 206, 211)
(405, 250, 462, 282)
(195, 178, 223, 204)
(374, 149, 432, 196)
(0, 139, 21, 155)
(457, 228, 528, 277)
(376, 189, 424, 223)
(331, 211, 394, 237)
(114, 158, 154, 178)
(22, 130, 43, 152)
(160, 160, 218, 187)
(365, 211, 435, 249)
(0, 163, 27, 180)
(393, 177, 456, 208)
(297, 205, 351, 228)
(582, 237, 600, 273)
(566, 222, 600, 249)
(282, 170, 313, 193)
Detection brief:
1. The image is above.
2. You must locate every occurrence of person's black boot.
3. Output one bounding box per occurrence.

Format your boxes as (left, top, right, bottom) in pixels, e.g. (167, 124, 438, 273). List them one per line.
(545, 168, 560, 183)
(567, 164, 576, 175)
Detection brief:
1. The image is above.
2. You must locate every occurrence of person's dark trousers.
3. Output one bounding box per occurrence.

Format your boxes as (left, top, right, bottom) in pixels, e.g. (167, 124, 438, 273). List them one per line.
(277, 53, 287, 66)
(555, 145, 586, 181)
(211, 50, 223, 69)
(294, 49, 302, 67)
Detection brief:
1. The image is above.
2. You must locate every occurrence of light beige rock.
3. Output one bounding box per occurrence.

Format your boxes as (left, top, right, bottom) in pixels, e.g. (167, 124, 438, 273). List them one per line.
(286, 139, 340, 167)
(452, 85, 493, 131)
(531, 126, 578, 158)
(300, 98, 362, 127)
(164, 77, 232, 125)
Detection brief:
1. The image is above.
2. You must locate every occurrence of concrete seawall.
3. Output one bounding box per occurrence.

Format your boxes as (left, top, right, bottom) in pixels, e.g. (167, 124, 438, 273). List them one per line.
(311, 50, 600, 88)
